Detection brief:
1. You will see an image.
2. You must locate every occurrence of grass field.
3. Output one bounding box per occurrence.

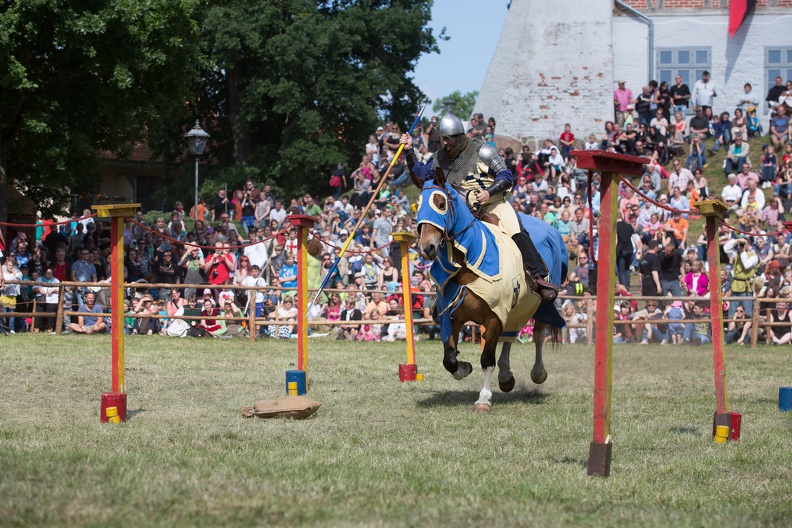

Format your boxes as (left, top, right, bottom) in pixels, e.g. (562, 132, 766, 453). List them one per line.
(1, 335, 791, 527)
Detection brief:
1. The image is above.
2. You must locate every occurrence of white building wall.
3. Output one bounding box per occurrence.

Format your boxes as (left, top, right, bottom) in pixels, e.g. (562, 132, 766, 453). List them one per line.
(473, 0, 615, 144)
(614, 12, 792, 118)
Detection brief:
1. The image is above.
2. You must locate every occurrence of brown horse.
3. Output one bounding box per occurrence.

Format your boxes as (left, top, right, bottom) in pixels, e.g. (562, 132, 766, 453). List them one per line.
(413, 168, 559, 411)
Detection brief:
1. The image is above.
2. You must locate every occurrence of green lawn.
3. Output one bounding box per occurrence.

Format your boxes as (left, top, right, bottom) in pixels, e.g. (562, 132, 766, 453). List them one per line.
(1, 335, 790, 527)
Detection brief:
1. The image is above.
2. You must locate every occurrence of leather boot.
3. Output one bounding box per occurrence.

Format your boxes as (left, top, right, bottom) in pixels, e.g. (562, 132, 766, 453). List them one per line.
(512, 231, 558, 304)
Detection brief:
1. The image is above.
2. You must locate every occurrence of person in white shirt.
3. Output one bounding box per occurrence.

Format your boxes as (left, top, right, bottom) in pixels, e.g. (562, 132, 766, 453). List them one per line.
(736, 82, 759, 113)
(692, 70, 717, 110)
(667, 159, 694, 194)
(720, 174, 743, 210)
(740, 179, 765, 211)
(269, 200, 287, 228)
(244, 232, 269, 270)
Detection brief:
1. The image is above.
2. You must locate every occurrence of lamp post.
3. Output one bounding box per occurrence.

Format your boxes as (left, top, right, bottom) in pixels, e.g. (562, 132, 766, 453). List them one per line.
(184, 120, 210, 218)
(442, 97, 457, 114)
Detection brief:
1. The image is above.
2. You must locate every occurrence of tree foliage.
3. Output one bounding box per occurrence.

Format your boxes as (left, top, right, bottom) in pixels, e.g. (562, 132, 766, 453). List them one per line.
(0, 0, 201, 221)
(432, 90, 478, 122)
(196, 0, 440, 198)
(0, 0, 440, 220)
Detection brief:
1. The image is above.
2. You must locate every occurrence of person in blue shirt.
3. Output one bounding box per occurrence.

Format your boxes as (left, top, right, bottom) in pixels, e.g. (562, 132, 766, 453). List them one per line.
(279, 253, 298, 290)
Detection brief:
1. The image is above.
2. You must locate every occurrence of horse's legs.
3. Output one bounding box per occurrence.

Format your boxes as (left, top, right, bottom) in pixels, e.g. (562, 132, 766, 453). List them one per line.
(531, 321, 548, 384)
(474, 316, 503, 411)
(443, 317, 473, 380)
(497, 342, 516, 393)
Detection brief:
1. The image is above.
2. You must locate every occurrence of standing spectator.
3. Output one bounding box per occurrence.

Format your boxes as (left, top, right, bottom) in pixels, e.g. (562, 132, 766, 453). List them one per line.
(761, 145, 778, 189)
(613, 80, 633, 127)
(71, 248, 97, 305)
(670, 74, 691, 119)
(33, 267, 60, 333)
(329, 163, 347, 199)
(711, 112, 732, 154)
(205, 241, 234, 288)
(634, 86, 653, 128)
(152, 249, 180, 301)
(692, 70, 717, 111)
(658, 243, 683, 296)
(725, 237, 758, 319)
(616, 213, 639, 289)
(770, 105, 790, 150)
(212, 189, 230, 221)
(244, 233, 268, 271)
(279, 253, 298, 291)
(179, 245, 206, 300)
(639, 240, 662, 297)
(372, 206, 393, 257)
(559, 123, 575, 161)
(239, 190, 256, 234)
(2, 257, 22, 333)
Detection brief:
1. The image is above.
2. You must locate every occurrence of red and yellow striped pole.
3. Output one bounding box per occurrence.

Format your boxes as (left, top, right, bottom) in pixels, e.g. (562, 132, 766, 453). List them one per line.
(573, 151, 646, 477)
(694, 199, 741, 442)
(393, 232, 417, 372)
(93, 203, 139, 423)
(287, 214, 317, 392)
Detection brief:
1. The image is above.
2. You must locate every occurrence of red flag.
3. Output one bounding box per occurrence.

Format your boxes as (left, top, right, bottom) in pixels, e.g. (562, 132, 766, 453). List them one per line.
(729, 0, 748, 37)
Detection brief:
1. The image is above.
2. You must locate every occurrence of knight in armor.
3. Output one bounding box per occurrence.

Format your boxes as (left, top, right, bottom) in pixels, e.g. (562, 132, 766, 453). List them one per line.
(400, 112, 558, 303)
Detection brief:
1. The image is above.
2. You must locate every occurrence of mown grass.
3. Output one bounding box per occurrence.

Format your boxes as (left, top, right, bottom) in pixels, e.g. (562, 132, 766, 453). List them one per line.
(1, 335, 791, 527)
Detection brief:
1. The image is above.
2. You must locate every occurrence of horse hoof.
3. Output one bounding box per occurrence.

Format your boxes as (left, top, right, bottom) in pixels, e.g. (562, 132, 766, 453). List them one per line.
(473, 403, 492, 412)
(531, 369, 547, 385)
(499, 375, 516, 393)
(453, 361, 473, 380)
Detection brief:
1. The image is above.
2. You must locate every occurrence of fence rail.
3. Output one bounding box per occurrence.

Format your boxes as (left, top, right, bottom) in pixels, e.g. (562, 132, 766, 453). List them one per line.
(1, 281, 787, 346)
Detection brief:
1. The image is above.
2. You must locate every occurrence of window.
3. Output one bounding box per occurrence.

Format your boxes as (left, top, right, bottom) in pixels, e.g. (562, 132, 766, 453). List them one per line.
(765, 47, 792, 91)
(656, 47, 710, 86)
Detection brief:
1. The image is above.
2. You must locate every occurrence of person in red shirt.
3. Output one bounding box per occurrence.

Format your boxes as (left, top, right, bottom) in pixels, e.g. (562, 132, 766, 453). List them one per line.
(204, 241, 234, 287)
(559, 123, 575, 161)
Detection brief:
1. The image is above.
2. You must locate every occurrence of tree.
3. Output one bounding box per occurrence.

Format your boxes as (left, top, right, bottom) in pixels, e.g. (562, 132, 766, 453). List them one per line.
(0, 0, 201, 223)
(432, 90, 479, 121)
(196, 0, 440, 199)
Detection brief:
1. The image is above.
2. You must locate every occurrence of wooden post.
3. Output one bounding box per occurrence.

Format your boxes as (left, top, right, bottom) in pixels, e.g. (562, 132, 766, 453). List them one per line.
(693, 199, 740, 441)
(288, 214, 317, 384)
(393, 232, 418, 381)
(93, 203, 140, 423)
(55, 283, 65, 335)
(248, 302, 257, 343)
(574, 150, 647, 477)
(750, 300, 760, 347)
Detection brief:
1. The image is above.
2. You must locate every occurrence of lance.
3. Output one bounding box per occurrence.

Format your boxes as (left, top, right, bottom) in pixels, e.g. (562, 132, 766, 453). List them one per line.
(308, 105, 426, 314)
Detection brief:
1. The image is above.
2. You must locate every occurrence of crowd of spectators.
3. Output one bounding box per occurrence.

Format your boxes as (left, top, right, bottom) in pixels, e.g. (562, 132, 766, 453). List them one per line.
(2, 73, 792, 345)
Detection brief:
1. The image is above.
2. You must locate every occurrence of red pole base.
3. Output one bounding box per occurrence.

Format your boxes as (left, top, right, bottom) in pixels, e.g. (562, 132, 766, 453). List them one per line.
(713, 411, 741, 441)
(398, 364, 417, 382)
(100, 392, 127, 423)
(587, 441, 612, 477)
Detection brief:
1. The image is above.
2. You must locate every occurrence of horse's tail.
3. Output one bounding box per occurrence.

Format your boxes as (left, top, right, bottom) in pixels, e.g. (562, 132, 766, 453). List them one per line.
(548, 324, 563, 347)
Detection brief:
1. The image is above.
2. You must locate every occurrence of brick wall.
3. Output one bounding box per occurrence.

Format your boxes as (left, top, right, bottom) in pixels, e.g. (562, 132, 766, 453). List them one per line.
(474, 0, 615, 142)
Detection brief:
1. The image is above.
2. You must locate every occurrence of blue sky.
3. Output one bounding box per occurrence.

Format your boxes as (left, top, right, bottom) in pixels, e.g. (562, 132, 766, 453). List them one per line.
(412, 0, 509, 104)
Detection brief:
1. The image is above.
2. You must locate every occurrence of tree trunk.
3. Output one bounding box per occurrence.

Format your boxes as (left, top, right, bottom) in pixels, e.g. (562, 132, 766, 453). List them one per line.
(227, 61, 252, 165)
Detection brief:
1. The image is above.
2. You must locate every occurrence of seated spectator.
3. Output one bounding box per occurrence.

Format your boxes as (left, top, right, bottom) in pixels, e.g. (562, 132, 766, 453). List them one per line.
(725, 135, 750, 175)
(131, 294, 160, 335)
(770, 105, 790, 149)
(199, 298, 226, 338)
(725, 305, 752, 345)
(266, 295, 297, 339)
(221, 300, 246, 337)
(683, 301, 711, 345)
(774, 159, 792, 199)
(69, 291, 107, 334)
(711, 112, 732, 154)
(721, 173, 742, 210)
(633, 300, 666, 344)
(740, 179, 765, 212)
(685, 136, 706, 172)
(688, 107, 710, 143)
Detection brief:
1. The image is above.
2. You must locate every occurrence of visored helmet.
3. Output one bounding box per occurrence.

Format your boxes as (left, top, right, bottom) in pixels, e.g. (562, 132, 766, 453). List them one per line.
(438, 113, 465, 137)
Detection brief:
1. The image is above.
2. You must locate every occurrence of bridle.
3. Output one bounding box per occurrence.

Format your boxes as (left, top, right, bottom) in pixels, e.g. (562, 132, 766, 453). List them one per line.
(418, 183, 475, 246)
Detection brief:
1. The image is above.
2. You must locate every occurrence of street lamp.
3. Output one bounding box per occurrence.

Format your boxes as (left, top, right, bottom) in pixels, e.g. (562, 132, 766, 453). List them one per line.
(184, 120, 210, 218)
(442, 97, 457, 114)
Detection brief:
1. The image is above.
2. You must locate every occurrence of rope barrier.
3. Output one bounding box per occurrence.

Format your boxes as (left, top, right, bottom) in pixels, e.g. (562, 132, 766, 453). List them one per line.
(0, 213, 98, 228)
(125, 217, 291, 251)
(309, 229, 397, 255)
(717, 220, 786, 238)
(617, 174, 696, 215)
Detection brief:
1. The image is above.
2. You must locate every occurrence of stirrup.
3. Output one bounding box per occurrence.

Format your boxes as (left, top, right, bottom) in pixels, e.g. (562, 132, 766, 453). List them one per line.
(524, 266, 558, 304)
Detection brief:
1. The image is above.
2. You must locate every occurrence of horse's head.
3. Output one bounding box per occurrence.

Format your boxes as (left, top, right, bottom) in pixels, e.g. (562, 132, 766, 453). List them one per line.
(415, 168, 451, 261)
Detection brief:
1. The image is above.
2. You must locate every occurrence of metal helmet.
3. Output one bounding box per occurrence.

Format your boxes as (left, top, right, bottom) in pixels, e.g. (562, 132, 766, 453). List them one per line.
(438, 112, 465, 137)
